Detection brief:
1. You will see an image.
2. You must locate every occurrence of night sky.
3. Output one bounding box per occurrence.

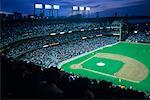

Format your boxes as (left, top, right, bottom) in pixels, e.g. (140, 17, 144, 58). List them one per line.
(1, 0, 150, 17)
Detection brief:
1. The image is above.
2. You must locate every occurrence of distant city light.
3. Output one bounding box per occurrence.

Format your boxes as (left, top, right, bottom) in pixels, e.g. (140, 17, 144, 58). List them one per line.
(73, 6, 78, 10)
(86, 7, 90, 11)
(53, 5, 60, 9)
(79, 6, 84, 11)
(45, 4, 52, 9)
(35, 4, 43, 9)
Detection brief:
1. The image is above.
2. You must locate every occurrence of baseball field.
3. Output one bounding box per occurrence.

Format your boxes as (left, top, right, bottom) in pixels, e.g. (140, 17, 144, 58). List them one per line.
(59, 42, 150, 92)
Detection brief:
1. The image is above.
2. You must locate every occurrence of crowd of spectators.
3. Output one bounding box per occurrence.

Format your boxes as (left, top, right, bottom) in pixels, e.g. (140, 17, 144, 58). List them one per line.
(125, 32, 150, 43)
(6, 30, 103, 58)
(1, 19, 121, 48)
(2, 55, 149, 99)
(17, 36, 118, 68)
(1, 21, 104, 48)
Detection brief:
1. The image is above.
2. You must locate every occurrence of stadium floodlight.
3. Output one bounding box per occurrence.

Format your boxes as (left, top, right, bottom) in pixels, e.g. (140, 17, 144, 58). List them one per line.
(73, 6, 78, 11)
(45, 4, 52, 9)
(86, 7, 90, 11)
(79, 6, 84, 11)
(35, 4, 43, 9)
(53, 5, 60, 9)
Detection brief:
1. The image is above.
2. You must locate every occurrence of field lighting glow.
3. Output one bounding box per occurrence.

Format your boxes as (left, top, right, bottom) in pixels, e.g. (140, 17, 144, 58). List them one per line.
(86, 7, 90, 11)
(45, 4, 52, 9)
(35, 4, 43, 9)
(73, 6, 78, 10)
(79, 6, 84, 11)
(53, 5, 60, 9)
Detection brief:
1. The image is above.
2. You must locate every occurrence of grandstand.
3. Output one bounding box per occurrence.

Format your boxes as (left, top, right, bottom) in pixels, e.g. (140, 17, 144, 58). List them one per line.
(1, 12, 150, 99)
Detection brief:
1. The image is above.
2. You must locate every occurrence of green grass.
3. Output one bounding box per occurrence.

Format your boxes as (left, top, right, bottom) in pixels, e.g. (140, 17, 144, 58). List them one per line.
(82, 57, 124, 74)
(60, 42, 150, 92)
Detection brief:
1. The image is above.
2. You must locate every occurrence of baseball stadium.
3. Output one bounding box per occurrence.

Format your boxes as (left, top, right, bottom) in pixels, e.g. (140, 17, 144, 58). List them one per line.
(59, 42, 150, 92)
(1, 0, 150, 99)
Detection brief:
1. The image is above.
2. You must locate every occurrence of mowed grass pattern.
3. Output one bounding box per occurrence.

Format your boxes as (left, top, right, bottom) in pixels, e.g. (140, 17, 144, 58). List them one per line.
(60, 42, 150, 92)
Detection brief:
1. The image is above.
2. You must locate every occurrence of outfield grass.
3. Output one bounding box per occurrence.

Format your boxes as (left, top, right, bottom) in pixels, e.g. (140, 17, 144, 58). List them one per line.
(59, 42, 150, 92)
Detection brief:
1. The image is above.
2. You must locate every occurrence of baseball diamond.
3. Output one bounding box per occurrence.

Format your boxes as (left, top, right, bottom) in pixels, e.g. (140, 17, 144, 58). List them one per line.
(1, 2, 150, 98)
(59, 42, 150, 92)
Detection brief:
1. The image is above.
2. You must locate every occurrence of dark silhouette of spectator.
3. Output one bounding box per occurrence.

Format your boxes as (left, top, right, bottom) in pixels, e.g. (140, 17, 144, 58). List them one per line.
(37, 67, 63, 99)
(1, 55, 148, 99)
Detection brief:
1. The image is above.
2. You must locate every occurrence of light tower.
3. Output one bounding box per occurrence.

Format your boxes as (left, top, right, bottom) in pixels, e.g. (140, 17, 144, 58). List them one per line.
(45, 4, 52, 17)
(53, 5, 60, 18)
(72, 6, 78, 16)
(79, 6, 84, 17)
(34, 4, 43, 17)
(85, 7, 90, 18)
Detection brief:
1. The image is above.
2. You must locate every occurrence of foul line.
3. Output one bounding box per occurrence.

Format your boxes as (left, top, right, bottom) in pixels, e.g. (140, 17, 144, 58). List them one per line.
(79, 55, 96, 65)
(80, 66, 139, 83)
(81, 67, 117, 78)
(58, 42, 120, 68)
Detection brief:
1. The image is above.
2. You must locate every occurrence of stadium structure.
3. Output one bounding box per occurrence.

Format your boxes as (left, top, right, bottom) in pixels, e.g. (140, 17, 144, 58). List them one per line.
(1, 5, 150, 99)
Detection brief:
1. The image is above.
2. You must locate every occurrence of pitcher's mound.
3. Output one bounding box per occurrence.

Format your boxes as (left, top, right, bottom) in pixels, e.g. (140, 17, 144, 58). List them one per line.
(97, 62, 105, 67)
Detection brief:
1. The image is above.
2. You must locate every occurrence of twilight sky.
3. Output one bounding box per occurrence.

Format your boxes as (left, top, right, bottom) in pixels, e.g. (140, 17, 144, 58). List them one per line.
(1, 0, 150, 17)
